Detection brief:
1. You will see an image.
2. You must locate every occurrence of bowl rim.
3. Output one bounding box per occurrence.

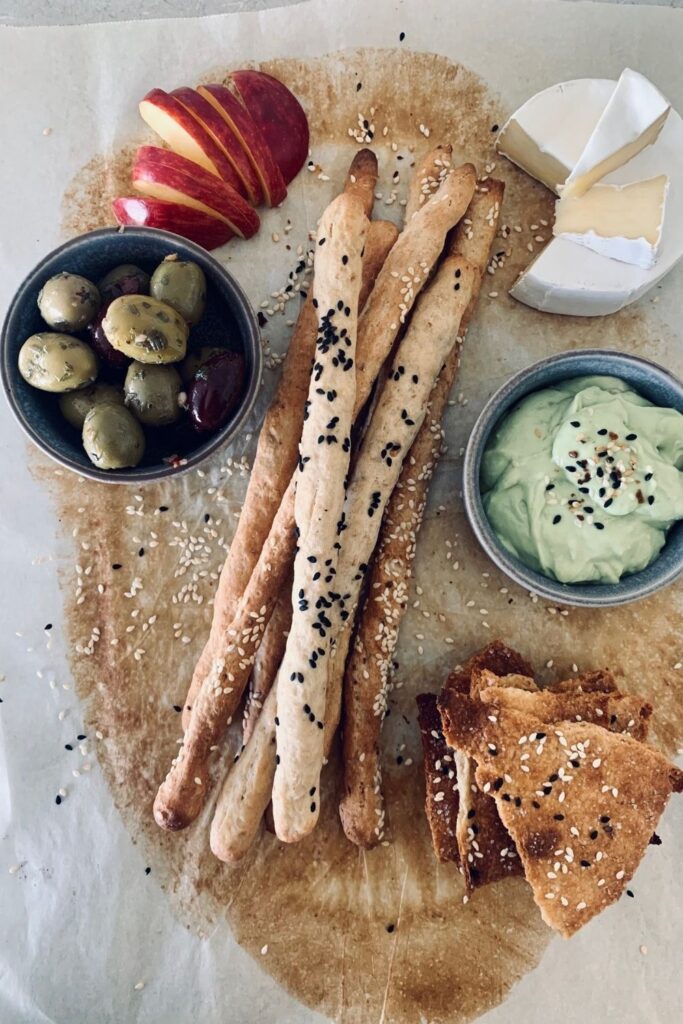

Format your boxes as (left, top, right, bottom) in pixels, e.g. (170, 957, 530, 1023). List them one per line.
(462, 348, 683, 607)
(1, 225, 263, 485)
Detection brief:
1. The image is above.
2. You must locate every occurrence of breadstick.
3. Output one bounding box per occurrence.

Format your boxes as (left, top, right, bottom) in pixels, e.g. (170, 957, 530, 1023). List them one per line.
(181, 150, 380, 731)
(243, 577, 292, 745)
(404, 144, 453, 221)
(339, 181, 505, 848)
(155, 166, 475, 833)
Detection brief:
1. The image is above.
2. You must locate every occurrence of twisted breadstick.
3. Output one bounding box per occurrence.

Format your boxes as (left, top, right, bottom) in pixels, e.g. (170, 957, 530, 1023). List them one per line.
(156, 165, 476, 833)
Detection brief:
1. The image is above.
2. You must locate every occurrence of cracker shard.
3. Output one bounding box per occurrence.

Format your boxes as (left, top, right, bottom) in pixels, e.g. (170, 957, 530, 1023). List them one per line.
(439, 692, 683, 937)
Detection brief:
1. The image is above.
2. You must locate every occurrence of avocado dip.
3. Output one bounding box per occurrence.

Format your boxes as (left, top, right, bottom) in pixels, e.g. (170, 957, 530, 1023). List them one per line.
(481, 375, 683, 584)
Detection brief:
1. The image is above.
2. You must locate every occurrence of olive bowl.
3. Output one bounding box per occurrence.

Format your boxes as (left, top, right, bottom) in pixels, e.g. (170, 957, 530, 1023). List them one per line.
(462, 349, 683, 608)
(1, 227, 262, 484)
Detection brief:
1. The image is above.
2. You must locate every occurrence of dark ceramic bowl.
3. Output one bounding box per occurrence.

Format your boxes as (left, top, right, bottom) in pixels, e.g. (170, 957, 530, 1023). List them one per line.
(1, 227, 262, 484)
(463, 349, 683, 607)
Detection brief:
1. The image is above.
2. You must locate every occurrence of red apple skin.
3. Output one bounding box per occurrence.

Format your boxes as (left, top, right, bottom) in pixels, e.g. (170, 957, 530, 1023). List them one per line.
(229, 70, 309, 184)
(112, 197, 234, 250)
(171, 87, 263, 206)
(132, 146, 260, 239)
(139, 88, 246, 197)
(197, 84, 287, 207)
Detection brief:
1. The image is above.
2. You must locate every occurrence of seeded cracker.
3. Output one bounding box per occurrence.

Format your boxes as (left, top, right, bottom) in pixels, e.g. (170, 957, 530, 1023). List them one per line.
(209, 164, 479, 854)
(339, 181, 505, 848)
(438, 693, 683, 937)
(181, 150, 380, 732)
(416, 693, 461, 863)
(271, 191, 368, 843)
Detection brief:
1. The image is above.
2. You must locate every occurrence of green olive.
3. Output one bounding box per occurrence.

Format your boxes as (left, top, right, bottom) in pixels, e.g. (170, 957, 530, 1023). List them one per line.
(37, 272, 100, 331)
(59, 383, 124, 430)
(150, 258, 206, 325)
(82, 404, 145, 470)
(102, 295, 188, 364)
(18, 333, 98, 393)
(180, 346, 224, 384)
(97, 264, 150, 303)
(124, 361, 182, 426)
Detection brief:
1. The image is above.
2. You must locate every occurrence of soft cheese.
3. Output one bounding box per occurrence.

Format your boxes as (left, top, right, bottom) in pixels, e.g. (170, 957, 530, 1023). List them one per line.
(495, 79, 614, 194)
(554, 175, 669, 269)
(562, 69, 670, 199)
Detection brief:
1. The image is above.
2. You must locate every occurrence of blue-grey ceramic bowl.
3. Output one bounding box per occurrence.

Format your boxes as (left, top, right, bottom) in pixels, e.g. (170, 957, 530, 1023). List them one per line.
(1, 227, 262, 484)
(463, 349, 683, 607)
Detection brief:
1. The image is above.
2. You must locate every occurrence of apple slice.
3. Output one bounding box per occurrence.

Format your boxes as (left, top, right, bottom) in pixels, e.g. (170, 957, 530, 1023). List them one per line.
(113, 196, 234, 250)
(171, 87, 263, 206)
(132, 147, 260, 239)
(139, 89, 246, 197)
(197, 84, 287, 207)
(229, 70, 309, 184)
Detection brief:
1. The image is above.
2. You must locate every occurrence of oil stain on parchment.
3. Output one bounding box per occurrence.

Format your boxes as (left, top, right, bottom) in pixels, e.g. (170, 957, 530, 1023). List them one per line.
(48, 49, 683, 1024)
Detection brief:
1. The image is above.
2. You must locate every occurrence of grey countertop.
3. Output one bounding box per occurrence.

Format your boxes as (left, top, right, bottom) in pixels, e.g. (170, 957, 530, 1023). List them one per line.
(1, 0, 681, 27)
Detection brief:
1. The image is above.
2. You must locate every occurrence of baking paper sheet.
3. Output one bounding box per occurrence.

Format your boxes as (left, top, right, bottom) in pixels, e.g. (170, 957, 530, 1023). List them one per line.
(1, 1, 683, 1022)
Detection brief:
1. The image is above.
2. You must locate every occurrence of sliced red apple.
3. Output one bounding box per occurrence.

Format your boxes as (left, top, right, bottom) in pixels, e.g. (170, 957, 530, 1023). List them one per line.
(132, 147, 260, 239)
(139, 89, 246, 197)
(229, 70, 309, 184)
(171, 87, 263, 206)
(113, 196, 234, 250)
(197, 84, 287, 207)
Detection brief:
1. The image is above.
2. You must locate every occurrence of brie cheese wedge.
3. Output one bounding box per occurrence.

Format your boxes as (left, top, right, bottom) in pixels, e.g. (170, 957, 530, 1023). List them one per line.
(495, 79, 613, 194)
(562, 68, 670, 199)
(554, 175, 669, 269)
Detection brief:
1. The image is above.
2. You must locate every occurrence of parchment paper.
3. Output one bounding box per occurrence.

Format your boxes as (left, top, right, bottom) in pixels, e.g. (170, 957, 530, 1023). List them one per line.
(1, 2, 683, 1023)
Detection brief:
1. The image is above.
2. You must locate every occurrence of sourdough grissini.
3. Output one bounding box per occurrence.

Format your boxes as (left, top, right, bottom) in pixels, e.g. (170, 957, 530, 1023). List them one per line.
(155, 165, 476, 833)
(211, 251, 478, 859)
(270, 193, 368, 843)
(181, 150, 380, 732)
(404, 143, 453, 221)
(338, 181, 505, 847)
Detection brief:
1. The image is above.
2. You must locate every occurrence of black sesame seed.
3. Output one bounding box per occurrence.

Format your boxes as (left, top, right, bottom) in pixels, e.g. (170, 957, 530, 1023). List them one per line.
(595, 522, 605, 530)
(399, 30, 405, 40)
(491, 123, 499, 132)
(65, 744, 73, 751)
(647, 495, 655, 505)
(626, 890, 635, 898)
(600, 815, 611, 823)
(158, 506, 169, 512)
(553, 813, 565, 821)
(310, 802, 316, 812)
(590, 829, 598, 840)
(44, 623, 53, 631)
(112, 563, 122, 570)
(145, 866, 151, 875)
(138, 547, 145, 557)
(625, 433, 637, 441)
(532, 800, 541, 809)
(545, 483, 555, 491)
(645, 472, 653, 481)
(173, 704, 182, 713)
(55, 795, 62, 805)
(597, 428, 608, 436)
(553, 514, 562, 525)
(467, 808, 476, 819)
(565, 465, 576, 473)
(580, 859, 591, 867)
(584, 507, 594, 514)
(257, 311, 268, 327)
(356, 81, 362, 92)
(396, 755, 403, 764)
(387, 923, 396, 933)
(570, 420, 581, 428)
(514, 797, 522, 807)
(77, 734, 86, 741)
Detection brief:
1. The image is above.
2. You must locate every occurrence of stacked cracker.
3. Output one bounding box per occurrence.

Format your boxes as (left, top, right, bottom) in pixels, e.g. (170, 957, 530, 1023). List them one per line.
(153, 145, 505, 858)
(417, 641, 683, 936)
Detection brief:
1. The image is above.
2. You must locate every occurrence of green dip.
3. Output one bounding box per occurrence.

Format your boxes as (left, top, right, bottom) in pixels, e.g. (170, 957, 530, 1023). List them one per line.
(481, 375, 683, 584)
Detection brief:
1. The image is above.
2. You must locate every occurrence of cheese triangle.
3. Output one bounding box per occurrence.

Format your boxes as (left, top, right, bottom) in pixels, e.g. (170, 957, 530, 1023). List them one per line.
(562, 68, 670, 199)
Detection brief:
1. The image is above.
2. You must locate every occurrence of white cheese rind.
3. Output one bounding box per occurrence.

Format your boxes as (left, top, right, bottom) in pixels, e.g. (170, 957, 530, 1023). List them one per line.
(496, 79, 614, 195)
(562, 68, 670, 199)
(554, 175, 669, 270)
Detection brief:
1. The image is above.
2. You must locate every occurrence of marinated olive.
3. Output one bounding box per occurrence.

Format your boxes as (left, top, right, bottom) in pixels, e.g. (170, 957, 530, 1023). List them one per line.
(150, 258, 206, 325)
(124, 362, 182, 427)
(188, 350, 246, 433)
(18, 333, 98, 393)
(180, 346, 224, 384)
(85, 305, 130, 369)
(59, 383, 124, 430)
(37, 272, 100, 331)
(102, 295, 188, 364)
(82, 404, 145, 470)
(98, 264, 150, 303)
